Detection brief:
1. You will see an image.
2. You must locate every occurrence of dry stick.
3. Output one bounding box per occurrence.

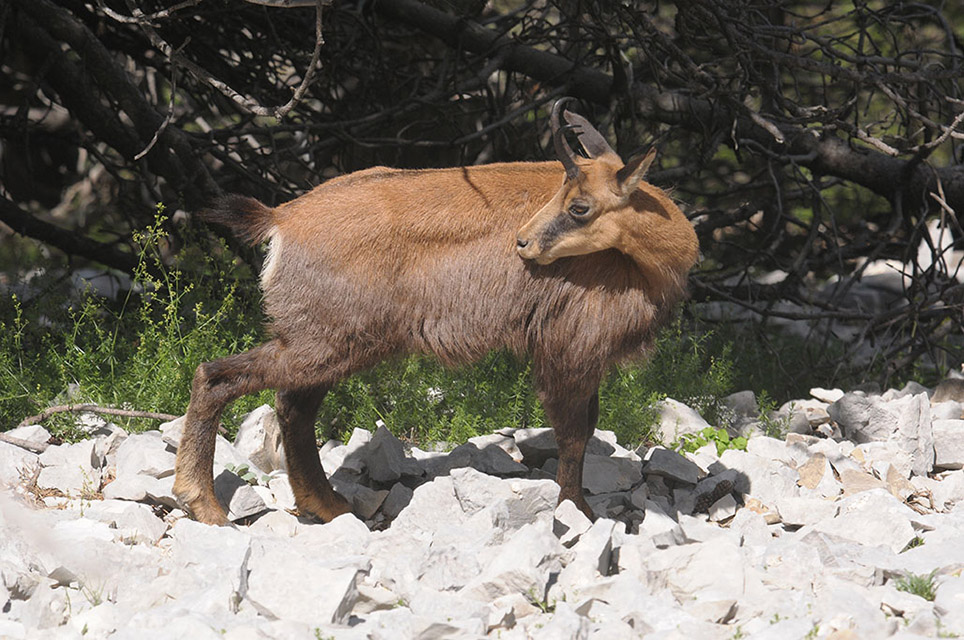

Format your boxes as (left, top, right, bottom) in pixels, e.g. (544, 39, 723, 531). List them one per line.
(17, 404, 180, 428)
(0, 433, 49, 454)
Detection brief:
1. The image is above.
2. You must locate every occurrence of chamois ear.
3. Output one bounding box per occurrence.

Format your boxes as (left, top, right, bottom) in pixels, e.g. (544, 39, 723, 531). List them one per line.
(615, 147, 657, 197)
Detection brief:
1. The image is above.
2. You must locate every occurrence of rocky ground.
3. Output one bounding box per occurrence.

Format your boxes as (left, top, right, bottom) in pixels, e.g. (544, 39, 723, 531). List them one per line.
(1, 383, 963, 640)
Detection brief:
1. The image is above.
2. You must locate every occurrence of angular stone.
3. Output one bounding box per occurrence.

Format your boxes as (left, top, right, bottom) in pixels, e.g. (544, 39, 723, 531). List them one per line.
(0, 441, 38, 487)
(114, 431, 175, 479)
(643, 447, 704, 485)
(330, 477, 387, 520)
(931, 400, 963, 420)
(468, 433, 523, 463)
(796, 454, 842, 498)
(450, 467, 558, 531)
(36, 440, 100, 496)
(655, 398, 711, 444)
(461, 520, 563, 602)
(829, 392, 933, 476)
(245, 540, 366, 626)
(511, 428, 558, 467)
(266, 474, 296, 511)
(724, 390, 758, 418)
(648, 536, 746, 601)
(637, 499, 682, 547)
(82, 499, 168, 545)
(419, 442, 528, 479)
(553, 517, 617, 597)
(233, 405, 284, 474)
(811, 387, 845, 403)
(707, 493, 737, 522)
(715, 448, 800, 505)
(774, 496, 838, 526)
(582, 454, 641, 495)
(379, 482, 414, 520)
(214, 469, 268, 521)
(839, 468, 887, 496)
(3, 424, 51, 445)
(812, 488, 918, 554)
(102, 472, 177, 507)
(933, 419, 964, 470)
(553, 499, 592, 547)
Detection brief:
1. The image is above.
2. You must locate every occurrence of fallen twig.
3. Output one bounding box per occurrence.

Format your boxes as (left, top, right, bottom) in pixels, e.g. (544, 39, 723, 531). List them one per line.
(17, 404, 181, 428)
(0, 433, 49, 454)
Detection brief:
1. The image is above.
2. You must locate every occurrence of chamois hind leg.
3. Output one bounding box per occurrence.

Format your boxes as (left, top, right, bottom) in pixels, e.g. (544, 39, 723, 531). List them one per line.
(540, 387, 601, 520)
(275, 385, 352, 522)
(174, 340, 301, 525)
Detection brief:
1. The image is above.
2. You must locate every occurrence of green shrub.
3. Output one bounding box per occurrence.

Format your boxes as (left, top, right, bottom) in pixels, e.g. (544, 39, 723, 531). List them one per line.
(0, 209, 269, 437)
(2, 210, 736, 450)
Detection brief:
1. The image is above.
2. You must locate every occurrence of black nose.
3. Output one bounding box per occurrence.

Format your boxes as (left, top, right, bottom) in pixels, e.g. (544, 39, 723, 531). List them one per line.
(516, 236, 529, 249)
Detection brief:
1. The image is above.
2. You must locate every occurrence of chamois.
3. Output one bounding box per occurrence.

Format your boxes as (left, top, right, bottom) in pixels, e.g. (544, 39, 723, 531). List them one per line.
(173, 100, 699, 524)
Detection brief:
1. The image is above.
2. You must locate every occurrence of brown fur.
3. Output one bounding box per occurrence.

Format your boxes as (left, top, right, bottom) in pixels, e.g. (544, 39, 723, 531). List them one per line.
(174, 127, 699, 525)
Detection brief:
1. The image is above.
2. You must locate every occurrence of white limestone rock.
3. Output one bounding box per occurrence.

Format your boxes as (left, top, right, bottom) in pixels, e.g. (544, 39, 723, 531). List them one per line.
(0, 442, 38, 488)
(468, 433, 524, 463)
(774, 496, 838, 527)
(82, 499, 168, 545)
(244, 539, 366, 626)
(829, 392, 934, 476)
(114, 431, 176, 480)
(102, 472, 177, 507)
(655, 397, 711, 444)
(553, 499, 592, 547)
(461, 519, 563, 602)
(36, 440, 101, 496)
(714, 448, 800, 505)
(233, 404, 284, 474)
(811, 488, 918, 554)
(933, 419, 964, 470)
(213, 469, 267, 521)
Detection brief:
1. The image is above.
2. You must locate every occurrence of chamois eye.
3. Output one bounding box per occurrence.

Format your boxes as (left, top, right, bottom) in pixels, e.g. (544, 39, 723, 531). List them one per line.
(568, 202, 590, 218)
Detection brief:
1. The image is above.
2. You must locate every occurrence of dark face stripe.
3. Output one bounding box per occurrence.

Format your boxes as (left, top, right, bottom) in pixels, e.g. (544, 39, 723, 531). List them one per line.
(540, 211, 583, 248)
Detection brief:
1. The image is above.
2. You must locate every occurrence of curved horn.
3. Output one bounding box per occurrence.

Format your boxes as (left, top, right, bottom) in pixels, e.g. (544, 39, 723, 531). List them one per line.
(562, 110, 617, 158)
(551, 98, 581, 181)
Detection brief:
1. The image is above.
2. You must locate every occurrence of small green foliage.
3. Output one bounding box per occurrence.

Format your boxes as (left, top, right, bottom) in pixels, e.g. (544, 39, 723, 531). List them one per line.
(0, 206, 269, 438)
(525, 586, 556, 614)
(677, 426, 747, 456)
(893, 571, 938, 601)
(223, 463, 264, 486)
(902, 536, 925, 551)
(756, 390, 792, 439)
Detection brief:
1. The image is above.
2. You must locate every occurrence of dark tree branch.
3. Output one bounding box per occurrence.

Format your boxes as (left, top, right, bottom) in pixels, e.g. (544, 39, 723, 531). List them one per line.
(0, 197, 139, 273)
(373, 0, 964, 218)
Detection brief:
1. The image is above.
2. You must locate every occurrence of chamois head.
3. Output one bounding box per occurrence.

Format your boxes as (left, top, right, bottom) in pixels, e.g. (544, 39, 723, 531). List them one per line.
(516, 100, 662, 265)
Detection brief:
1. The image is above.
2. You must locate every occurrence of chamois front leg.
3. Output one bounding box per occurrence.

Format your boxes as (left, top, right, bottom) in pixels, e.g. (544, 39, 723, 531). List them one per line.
(541, 388, 600, 520)
(174, 341, 289, 525)
(276, 385, 352, 522)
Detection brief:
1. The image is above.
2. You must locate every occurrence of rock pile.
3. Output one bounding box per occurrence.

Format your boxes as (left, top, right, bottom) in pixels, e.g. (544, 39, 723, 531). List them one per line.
(1, 384, 964, 639)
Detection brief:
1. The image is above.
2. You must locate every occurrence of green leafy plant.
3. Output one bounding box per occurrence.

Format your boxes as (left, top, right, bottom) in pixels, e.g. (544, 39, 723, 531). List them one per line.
(0, 206, 269, 438)
(677, 426, 748, 457)
(893, 571, 938, 601)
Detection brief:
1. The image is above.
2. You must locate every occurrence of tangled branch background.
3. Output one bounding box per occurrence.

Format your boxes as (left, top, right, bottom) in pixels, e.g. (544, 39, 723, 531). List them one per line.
(2, 0, 963, 392)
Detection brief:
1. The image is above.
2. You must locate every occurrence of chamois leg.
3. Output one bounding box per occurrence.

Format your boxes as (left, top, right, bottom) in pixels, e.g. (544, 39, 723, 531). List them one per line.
(174, 340, 295, 525)
(541, 389, 600, 520)
(275, 385, 352, 522)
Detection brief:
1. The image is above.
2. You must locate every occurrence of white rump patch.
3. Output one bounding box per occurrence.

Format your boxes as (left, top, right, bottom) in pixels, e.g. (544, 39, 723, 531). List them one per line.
(260, 228, 282, 290)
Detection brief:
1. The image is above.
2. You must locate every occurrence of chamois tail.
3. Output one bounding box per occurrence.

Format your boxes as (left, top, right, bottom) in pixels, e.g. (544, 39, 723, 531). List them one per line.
(199, 194, 275, 245)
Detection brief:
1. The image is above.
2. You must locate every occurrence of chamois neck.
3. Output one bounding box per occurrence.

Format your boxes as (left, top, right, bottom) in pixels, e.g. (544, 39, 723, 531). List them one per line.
(618, 186, 699, 281)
